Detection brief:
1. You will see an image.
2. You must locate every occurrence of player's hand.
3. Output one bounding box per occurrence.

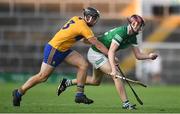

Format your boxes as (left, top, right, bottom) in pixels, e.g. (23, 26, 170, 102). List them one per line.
(109, 70, 117, 77)
(149, 53, 158, 60)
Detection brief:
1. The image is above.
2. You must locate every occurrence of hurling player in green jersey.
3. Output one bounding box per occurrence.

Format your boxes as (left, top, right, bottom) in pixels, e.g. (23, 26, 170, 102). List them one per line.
(57, 15, 158, 110)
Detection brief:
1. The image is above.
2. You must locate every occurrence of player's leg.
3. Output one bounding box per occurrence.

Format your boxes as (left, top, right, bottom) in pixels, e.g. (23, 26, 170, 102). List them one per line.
(56, 46, 107, 95)
(21, 63, 54, 94)
(89, 68, 104, 85)
(64, 50, 93, 104)
(100, 62, 128, 102)
(99, 61, 136, 110)
(12, 43, 69, 106)
(69, 67, 104, 86)
(57, 47, 105, 95)
(12, 62, 55, 106)
(113, 73, 136, 110)
(57, 67, 104, 96)
(64, 48, 136, 109)
(63, 47, 106, 87)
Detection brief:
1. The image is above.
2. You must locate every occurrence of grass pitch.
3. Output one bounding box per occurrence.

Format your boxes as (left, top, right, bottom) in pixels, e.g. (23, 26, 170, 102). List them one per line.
(0, 82, 180, 113)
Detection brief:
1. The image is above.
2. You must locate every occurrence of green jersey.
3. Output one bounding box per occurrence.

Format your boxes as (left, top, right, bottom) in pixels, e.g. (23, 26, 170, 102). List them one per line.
(91, 26, 138, 52)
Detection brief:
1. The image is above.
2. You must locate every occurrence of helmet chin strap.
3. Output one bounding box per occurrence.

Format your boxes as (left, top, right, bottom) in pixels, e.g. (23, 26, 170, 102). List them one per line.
(129, 24, 138, 35)
(88, 16, 92, 23)
(85, 16, 98, 27)
(85, 16, 92, 23)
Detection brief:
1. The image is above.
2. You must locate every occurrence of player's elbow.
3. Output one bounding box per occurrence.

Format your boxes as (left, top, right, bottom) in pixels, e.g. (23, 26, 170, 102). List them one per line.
(135, 53, 142, 60)
(136, 56, 142, 60)
(88, 37, 97, 45)
(136, 56, 143, 60)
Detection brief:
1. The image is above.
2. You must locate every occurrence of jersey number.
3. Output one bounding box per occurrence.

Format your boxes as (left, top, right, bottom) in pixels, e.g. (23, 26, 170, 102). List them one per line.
(62, 20, 75, 29)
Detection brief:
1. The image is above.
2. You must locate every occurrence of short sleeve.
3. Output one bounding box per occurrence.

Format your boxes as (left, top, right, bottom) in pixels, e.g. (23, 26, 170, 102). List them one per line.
(112, 39, 120, 46)
(80, 23, 94, 39)
(113, 34, 123, 44)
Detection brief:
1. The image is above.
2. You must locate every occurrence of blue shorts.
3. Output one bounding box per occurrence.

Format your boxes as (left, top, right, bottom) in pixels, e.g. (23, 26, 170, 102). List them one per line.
(43, 44, 72, 67)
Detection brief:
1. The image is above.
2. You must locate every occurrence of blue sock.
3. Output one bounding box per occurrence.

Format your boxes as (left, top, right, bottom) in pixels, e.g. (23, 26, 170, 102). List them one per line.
(16, 91, 22, 98)
(76, 92, 84, 97)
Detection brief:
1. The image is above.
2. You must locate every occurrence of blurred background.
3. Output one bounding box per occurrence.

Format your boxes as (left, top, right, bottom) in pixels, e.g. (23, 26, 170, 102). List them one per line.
(0, 0, 180, 85)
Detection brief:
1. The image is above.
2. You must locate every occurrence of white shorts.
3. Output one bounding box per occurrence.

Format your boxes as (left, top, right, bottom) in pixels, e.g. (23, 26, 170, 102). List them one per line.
(87, 47, 108, 69)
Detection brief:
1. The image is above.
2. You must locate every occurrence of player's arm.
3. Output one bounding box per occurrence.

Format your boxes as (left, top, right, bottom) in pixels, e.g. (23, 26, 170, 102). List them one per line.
(81, 38, 91, 44)
(108, 40, 119, 76)
(80, 24, 108, 55)
(132, 46, 158, 60)
(88, 37, 108, 55)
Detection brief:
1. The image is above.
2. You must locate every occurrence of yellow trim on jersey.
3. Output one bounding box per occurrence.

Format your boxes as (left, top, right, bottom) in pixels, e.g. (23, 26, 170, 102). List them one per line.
(48, 16, 94, 52)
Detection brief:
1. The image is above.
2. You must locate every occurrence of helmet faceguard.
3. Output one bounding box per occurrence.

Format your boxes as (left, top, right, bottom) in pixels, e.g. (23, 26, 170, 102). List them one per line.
(127, 14, 145, 34)
(83, 7, 100, 27)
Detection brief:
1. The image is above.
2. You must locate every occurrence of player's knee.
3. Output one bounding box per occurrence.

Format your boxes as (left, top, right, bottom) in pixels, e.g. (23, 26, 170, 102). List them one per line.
(91, 80, 101, 86)
(38, 72, 49, 82)
(78, 61, 88, 70)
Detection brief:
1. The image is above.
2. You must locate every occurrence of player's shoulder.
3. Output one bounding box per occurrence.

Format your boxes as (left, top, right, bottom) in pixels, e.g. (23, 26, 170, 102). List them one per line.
(71, 16, 88, 27)
(117, 25, 127, 31)
(71, 16, 84, 22)
(115, 26, 128, 36)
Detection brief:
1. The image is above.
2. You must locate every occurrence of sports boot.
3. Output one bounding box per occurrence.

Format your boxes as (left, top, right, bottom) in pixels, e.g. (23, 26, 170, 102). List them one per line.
(75, 94, 94, 104)
(57, 78, 67, 96)
(122, 101, 136, 110)
(12, 89, 22, 106)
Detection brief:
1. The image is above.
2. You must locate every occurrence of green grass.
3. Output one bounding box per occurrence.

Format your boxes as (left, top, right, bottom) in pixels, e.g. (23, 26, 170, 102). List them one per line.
(0, 82, 180, 113)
